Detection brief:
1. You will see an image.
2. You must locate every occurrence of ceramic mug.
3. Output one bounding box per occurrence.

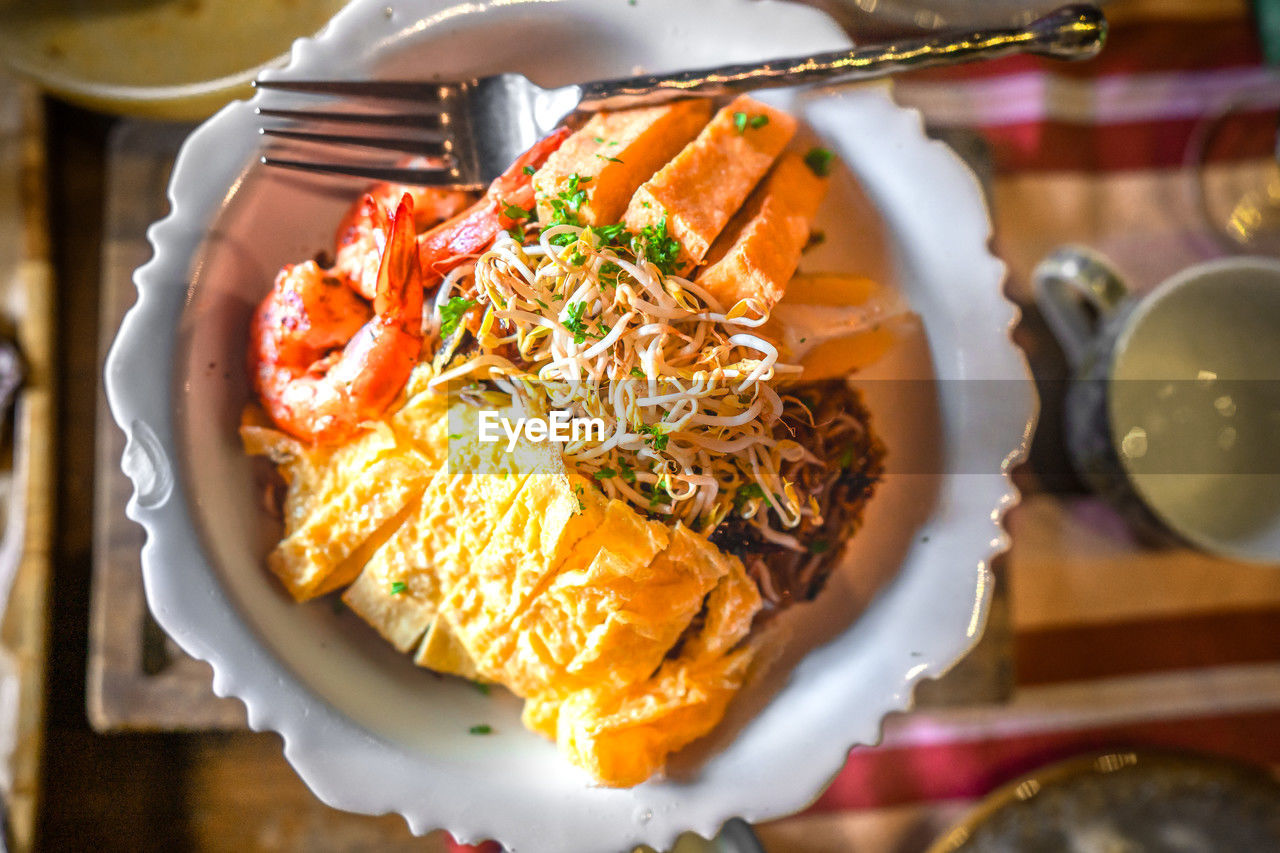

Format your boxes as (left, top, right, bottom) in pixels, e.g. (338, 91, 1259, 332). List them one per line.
(1034, 247, 1280, 565)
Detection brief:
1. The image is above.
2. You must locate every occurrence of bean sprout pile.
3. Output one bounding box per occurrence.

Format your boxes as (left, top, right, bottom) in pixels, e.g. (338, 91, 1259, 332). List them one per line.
(425, 220, 825, 548)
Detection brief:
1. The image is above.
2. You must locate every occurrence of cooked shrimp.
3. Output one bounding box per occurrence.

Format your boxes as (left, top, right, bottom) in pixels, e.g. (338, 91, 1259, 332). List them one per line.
(417, 126, 572, 284)
(250, 194, 425, 444)
(334, 180, 474, 300)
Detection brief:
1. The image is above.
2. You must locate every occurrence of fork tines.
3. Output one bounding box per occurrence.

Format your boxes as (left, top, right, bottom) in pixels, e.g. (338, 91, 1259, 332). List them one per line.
(254, 78, 474, 187)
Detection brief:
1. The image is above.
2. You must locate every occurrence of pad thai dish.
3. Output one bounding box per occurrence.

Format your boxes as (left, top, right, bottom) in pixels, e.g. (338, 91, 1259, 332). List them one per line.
(241, 95, 897, 787)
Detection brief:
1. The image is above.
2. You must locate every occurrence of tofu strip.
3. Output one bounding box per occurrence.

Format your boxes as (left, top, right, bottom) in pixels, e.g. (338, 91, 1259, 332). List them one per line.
(623, 95, 796, 275)
(696, 151, 829, 310)
(533, 101, 712, 226)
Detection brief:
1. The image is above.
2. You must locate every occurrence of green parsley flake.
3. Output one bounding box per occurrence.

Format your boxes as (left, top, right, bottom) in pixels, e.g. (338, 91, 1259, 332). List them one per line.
(735, 482, 773, 510)
(540, 173, 592, 235)
(618, 460, 637, 483)
(803, 147, 835, 177)
(448, 433, 463, 440)
(589, 223, 627, 243)
(733, 111, 748, 134)
(638, 423, 669, 451)
(749, 114, 769, 129)
(629, 366, 646, 379)
(389, 581, 407, 595)
(573, 483, 586, 512)
(438, 296, 474, 338)
(502, 202, 533, 220)
(595, 153, 624, 164)
(469, 724, 492, 735)
(631, 216, 682, 276)
(562, 301, 589, 344)
(594, 466, 617, 480)
(522, 165, 536, 176)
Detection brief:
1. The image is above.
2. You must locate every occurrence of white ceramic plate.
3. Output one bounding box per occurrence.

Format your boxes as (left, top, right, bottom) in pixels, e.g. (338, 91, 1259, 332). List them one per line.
(105, 1, 1036, 850)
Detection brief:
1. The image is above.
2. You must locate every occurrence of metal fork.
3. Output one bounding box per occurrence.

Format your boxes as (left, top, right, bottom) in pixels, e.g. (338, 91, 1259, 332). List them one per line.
(255, 4, 1105, 188)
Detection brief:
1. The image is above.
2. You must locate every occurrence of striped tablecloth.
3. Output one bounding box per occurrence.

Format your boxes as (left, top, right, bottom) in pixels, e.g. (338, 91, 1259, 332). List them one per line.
(448, 2, 1280, 850)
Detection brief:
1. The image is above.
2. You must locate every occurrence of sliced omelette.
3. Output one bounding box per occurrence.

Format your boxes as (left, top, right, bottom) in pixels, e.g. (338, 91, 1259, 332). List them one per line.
(342, 400, 543, 658)
(241, 404, 445, 602)
(526, 553, 763, 787)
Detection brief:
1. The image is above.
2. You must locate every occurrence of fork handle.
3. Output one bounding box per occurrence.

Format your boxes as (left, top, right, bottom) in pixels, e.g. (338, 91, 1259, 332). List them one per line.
(576, 4, 1104, 111)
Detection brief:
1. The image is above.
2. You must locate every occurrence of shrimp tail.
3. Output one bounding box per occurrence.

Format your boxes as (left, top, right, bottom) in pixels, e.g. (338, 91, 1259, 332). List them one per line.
(342, 194, 425, 419)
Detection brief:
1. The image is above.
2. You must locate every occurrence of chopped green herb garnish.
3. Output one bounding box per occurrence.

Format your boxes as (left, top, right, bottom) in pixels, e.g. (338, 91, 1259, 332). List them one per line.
(502, 202, 533, 220)
(539, 173, 592, 232)
(471, 681, 491, 696)
(594, 466, 618, 480)
(573, 483, 586, 512)
(804, 146, 835, 177)
(469, 724, 492, 735)
(562, 301, 589, 344)
(569, 249, 587, 266)
(733, 111, 748, 134)
(522, 165, 536, 176)
(749, 114, 769, 129)
(448, 433, 463, 440)
(589, 222, 627, 243)
(438, 296, 475, 338)
(629, 366, 646, 379)
(734, 482, 774, 510)
(596, 153, 624, 164)
(550, 293, 565, 301)
(507, 223, 526, 243)
(534, 298, 549, 310)
(837, 446, 854, 468)
(638, 423, 669, 451)
(808, 539, 830, 555)
(631, 216, 682, 276)
(389, 581, 407, 595)
(598, 260, 622, 289)
(618, 459, 637, 483)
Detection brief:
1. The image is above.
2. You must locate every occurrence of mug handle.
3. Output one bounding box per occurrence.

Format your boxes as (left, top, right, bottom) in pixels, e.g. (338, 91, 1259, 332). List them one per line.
(1032, 245, 1130, 368)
